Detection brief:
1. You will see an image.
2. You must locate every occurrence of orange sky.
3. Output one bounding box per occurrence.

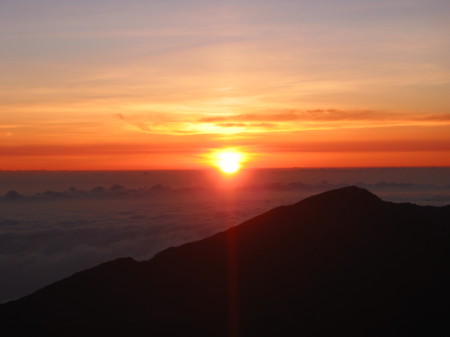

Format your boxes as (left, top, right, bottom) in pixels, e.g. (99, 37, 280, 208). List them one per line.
(1, 1, 450, 170)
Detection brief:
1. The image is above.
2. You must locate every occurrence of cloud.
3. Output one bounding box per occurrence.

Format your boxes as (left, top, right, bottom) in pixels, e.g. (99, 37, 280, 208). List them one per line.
(199, 112, 300, 123)
(215, 122, 277, 128)
(2, 179, 450, 203)
(118, 109, 450, 136)
(0, 185, 276, 303)
(0, 143, 196, 157)
(200, 109, 450, 123)
(245, 139, 450, 153)
(1, 172, 450, 303)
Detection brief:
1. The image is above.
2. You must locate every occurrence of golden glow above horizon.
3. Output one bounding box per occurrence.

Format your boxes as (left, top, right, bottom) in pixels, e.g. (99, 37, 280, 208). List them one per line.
(210, 149, 246, 174)
(0, 1, 450, 170)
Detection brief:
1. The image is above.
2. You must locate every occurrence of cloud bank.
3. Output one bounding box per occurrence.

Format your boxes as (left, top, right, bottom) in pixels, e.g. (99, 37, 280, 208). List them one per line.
(119, 109, 450, 135)
(1, 168, 450, 303)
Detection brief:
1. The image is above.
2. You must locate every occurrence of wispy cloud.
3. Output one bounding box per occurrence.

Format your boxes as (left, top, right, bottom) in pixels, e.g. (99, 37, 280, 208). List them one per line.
(215, 122, 277, 128)
(118, 110, 450, 136)
(199, 110, 450, 123)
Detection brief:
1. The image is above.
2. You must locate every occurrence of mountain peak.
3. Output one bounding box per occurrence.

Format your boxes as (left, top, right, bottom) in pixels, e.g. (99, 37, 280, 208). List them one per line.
(294, 186, 382, 211)
(319, 185, 381, 200)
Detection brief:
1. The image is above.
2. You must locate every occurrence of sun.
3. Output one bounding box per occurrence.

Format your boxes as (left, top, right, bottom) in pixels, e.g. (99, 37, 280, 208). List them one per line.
(211, 149, 245, 174)
(218, 152, 241, 173)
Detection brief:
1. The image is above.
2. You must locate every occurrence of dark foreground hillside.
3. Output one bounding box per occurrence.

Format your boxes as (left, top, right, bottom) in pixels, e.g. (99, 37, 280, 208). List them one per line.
(1, 187, 449, 336)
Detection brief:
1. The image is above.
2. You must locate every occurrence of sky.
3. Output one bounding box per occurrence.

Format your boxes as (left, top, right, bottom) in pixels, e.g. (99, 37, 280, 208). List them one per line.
(1, 0, 450, 169)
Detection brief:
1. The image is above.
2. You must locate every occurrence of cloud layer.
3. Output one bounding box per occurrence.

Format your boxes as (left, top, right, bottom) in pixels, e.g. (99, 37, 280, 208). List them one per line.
(1, 168, 450, 303)
(118, 110, 450, 136)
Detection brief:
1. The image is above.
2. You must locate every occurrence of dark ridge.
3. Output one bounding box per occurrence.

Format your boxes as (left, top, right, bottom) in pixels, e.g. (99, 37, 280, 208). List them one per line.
(1, 187, 449, 337)
(298, 185, 383, 204)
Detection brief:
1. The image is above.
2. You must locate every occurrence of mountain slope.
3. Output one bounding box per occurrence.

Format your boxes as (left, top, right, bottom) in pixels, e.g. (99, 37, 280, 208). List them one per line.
(1, 186, 449, 336)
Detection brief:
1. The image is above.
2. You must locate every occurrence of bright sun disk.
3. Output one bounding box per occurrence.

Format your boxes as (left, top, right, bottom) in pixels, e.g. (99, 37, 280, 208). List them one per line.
(212, 150, 245, 174)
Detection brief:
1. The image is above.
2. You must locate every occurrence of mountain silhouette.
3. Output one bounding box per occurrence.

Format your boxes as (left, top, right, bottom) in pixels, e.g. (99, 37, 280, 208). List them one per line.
(1, 186, 449, 336)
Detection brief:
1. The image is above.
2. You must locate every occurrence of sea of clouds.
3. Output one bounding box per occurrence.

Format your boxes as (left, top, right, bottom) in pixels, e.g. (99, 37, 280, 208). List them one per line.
(1, 168, 450, 303)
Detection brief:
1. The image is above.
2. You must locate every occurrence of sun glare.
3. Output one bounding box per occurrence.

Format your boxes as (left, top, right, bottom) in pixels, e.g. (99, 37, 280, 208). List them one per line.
(211, 149, 245, 174)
